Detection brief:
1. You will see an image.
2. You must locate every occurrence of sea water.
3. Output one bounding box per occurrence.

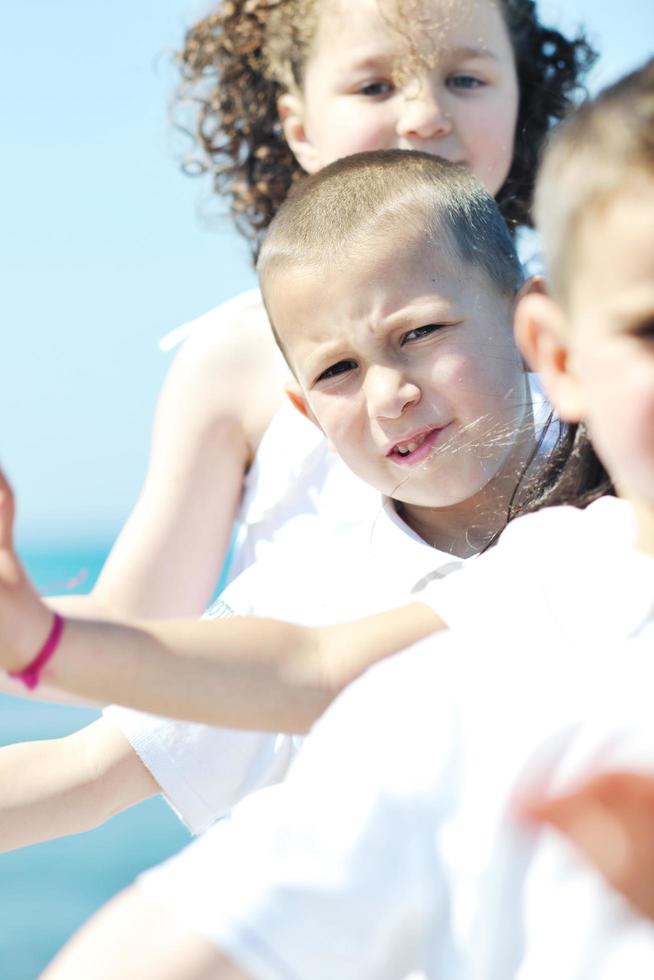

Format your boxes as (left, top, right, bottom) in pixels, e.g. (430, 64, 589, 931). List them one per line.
(0, 547, 191, 979)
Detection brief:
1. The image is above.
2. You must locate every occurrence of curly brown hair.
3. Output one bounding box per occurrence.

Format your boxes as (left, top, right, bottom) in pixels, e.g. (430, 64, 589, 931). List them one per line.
(174, 0, 596, 261)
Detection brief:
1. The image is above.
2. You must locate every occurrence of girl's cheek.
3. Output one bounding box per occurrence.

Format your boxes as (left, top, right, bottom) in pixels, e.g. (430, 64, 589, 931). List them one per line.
(467, 103, 517, 162)
(342, 121, 393, 153)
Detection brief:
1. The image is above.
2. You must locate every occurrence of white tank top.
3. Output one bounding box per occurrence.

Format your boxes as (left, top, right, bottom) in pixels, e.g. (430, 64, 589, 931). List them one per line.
(160, 291, 379, 586)
(228, 399, 380, 582)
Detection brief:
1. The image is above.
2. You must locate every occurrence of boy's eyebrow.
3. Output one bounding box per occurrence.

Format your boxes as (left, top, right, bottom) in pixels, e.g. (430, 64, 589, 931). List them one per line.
(298, 349, 350, 384)
(383, 297, 459, 328)
(609, 290, 654, 320)
(290, 334, 346, 371)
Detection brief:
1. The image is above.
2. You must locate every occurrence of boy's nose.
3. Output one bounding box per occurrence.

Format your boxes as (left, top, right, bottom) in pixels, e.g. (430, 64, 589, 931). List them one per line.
(365, 366, 421, 420)
(396, 81, 453, 141)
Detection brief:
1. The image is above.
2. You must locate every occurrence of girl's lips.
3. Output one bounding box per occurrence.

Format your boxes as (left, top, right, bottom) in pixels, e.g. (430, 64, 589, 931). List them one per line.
(388, 426, 445, 467)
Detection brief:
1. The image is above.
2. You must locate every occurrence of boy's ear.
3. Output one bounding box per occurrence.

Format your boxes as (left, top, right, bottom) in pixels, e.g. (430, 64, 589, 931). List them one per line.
(516, 275, 548, 304)
(284, 380, 323, 431)
(513, 278, 548, 372)
(514, 292, 586, 423)
(277, 93, 321, 174)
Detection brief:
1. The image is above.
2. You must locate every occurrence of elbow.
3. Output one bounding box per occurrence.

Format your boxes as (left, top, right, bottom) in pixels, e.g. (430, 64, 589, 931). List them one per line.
(70, 721, 158, 830)
(292, 688, 336, 735)
(294, 628, 345, 731)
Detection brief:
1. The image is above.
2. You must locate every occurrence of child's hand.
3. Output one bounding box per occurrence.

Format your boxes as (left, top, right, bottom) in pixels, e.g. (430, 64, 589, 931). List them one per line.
(0, 469, 54, 673)
(524, 772, 654, 921)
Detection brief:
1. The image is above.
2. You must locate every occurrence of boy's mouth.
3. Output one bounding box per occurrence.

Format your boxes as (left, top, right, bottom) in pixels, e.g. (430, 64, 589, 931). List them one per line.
(387, 426, 445, 466)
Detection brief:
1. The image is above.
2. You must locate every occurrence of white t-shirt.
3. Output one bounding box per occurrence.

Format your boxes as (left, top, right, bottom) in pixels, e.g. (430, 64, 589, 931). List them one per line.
(104, 498, 465, 833)
(137, 498, 654, 979)
(427, 496, 651, 638)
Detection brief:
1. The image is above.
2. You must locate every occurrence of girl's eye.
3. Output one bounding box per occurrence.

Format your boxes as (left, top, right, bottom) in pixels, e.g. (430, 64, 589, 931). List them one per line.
(316, 359, 357, 382)
(401, 324, 443, 345)
(358, 80, 393, 98)
(447, 74, 485, 92)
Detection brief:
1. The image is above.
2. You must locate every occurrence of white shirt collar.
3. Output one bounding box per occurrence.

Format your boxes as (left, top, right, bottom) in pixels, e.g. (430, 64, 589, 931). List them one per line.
(368, 497, 467, 597)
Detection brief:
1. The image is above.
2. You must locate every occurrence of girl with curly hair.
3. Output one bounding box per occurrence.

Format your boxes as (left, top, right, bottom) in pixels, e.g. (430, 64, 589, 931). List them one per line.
(7, 0, 594, 652)
(175, 0, 592, 255)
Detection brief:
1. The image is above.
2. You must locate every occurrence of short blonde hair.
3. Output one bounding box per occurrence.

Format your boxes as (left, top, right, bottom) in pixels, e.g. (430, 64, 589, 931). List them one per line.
(536, 58, 654, 304)
(258, 149, 523, 317)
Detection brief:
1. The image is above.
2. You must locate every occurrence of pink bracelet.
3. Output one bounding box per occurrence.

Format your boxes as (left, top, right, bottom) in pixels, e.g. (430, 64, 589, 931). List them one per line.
(9, 613, 65, 690)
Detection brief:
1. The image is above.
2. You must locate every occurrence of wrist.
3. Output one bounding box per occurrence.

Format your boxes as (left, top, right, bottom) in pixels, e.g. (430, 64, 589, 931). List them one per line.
(9, 600, 53, 670)
(8, 611, 65, 688)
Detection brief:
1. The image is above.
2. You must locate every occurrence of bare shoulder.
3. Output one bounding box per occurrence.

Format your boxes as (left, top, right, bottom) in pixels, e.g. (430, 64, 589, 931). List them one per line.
(158, 290, 290, 459)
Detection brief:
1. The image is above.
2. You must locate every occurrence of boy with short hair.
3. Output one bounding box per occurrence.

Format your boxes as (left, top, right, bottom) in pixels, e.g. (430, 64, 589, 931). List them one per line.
(0, 151, 538, 848)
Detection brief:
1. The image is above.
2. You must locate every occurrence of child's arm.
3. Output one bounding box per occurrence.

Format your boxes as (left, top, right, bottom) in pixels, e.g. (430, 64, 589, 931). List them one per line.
(48, 297, 287, 623)
(0, 671, 95, 705)
(0, 717, 158, 852)
(0, 473, 444, 732)
(3, 298, 283, 707)
(5, 609, 441, 734)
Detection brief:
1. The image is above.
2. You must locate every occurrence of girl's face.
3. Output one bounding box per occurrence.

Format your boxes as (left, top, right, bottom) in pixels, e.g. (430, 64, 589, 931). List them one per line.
(279, 0, 519, 197)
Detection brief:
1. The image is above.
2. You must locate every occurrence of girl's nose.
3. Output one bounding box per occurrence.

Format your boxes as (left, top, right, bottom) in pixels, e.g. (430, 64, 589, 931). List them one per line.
(365, 366, 421, 420)
(396, 81, 453, 141)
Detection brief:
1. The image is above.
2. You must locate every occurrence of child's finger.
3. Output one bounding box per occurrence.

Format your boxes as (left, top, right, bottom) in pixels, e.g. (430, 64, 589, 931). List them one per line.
(524, 772, 654, 836)
(526, 773, 654, 921)
(0, 468, 16, 551)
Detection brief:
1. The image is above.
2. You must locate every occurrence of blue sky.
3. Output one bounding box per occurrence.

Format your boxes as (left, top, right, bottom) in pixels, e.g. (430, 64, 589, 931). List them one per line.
(3, 0, 654, 546)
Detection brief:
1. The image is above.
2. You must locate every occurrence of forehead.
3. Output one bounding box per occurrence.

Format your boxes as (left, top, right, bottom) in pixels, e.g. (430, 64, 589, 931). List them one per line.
(569, 183, 654, 319)
(310, 0, 509, 65)
(268, 229, 508, 365)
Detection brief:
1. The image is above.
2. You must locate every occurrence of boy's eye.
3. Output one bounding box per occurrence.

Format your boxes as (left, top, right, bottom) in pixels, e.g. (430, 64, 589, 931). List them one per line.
(316, 359, 357, 382)
(401, 324, 444, 345)
(358, 80, 393, 98)
(632, 317, 654, 339)
(447, 74, 485, 92)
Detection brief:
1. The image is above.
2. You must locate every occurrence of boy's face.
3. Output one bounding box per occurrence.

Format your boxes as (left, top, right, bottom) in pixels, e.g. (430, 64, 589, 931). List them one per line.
(280, 0, 519, 198)
(269, 231, 528, 531)
(560, 185, 654, 509)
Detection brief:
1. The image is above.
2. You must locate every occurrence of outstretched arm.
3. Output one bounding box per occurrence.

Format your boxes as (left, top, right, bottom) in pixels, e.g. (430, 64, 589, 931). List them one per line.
(2, 300, 284, 706)
(0, 717, 158, 853)
(0, 473, 444, 732)
(0, 671, 94, 705)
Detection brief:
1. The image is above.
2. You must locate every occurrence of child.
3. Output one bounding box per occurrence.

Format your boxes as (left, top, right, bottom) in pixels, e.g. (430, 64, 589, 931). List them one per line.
(0, 151, 562, 848)
(16, 0, 592, 643)
(34, 59, 654, 980)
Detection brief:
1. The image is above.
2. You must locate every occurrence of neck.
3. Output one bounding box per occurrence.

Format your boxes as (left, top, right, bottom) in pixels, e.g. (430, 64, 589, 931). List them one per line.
(625, 492, 654, 558)
(397, 418, 538, 559)
(396, 501, 504, 558)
